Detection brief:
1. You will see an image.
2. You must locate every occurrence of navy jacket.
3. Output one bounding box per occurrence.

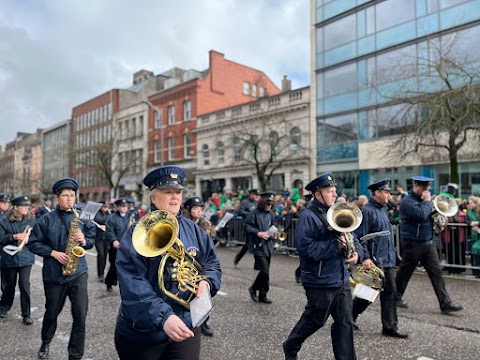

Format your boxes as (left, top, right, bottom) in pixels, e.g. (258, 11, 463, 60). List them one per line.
(115, 211, 221, 345)
(244, 208, 276, 257)
(238, 198, 256, 218)
(105, 212, 130, 245)
(0, 217, 35, 268)
(399, 191, 434, 242)
(93, 210, 110, 241)
(36, 205, 53, 219)
(296, 199, 363, 288)
(27, 208, 95, 284)
(354, 197, 395, 268)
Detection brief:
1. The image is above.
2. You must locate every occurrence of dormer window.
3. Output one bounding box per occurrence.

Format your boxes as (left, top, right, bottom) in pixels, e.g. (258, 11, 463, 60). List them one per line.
(243, 82, 250, 95)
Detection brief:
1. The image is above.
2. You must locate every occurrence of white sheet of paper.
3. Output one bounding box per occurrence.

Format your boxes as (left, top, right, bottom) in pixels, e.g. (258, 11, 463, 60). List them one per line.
(2, 245, 19, 256)
(79, 201, 103, 220)
(190, 290, 213, 328)
(266, 225, 278, 238)
(353, 283, 380, 302)
(216, 212, 234, 229)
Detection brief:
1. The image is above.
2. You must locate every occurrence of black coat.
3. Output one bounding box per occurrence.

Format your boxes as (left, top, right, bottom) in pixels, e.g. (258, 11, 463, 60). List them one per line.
(0, 217, 35, 268)
(244, 208, 276, 257)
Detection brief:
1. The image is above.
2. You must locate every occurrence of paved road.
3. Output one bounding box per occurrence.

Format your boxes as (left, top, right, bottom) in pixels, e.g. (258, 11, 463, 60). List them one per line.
(1, 246, 480, 360)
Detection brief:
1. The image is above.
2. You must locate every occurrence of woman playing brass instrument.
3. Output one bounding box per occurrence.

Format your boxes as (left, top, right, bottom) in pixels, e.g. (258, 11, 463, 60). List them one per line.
(0, 195, 35, 325)
(115, 166, 221, 360)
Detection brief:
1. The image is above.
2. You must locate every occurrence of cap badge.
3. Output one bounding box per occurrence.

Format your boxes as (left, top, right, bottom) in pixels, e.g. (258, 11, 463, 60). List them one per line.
(170, 173, 178, 179)
(327, 176, 332, 180)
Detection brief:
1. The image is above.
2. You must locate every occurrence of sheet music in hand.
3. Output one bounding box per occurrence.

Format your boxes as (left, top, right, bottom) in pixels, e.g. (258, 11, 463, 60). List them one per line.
(79, 201, 103, 220)
(190, 290, 213, 328)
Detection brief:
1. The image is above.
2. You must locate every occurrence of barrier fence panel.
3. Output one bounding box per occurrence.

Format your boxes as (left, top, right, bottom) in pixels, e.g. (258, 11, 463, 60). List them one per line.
(225, 216, 480, 273)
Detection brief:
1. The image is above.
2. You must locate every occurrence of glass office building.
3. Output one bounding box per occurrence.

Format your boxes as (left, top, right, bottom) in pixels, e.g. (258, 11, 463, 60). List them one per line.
(312, 0, 480, 197)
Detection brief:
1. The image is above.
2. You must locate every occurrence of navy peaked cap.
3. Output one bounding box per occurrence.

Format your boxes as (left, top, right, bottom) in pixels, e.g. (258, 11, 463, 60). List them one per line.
(52, 178, 79, 194)
(143, 166, 186, 190)
(368, 178, 392, 192)
(412, 176, 433, 186)
(305, 172, 335, 192)
(114, 198, 128, 206)
(184, 196, 204, 209)
(44, 194, 55, 201)
(261, 192, 276, 202)
(249, 189, 259, 195)
(126, 198, 135, 204)
(0, 193, 9, 203)
(11, 195, 31, 206)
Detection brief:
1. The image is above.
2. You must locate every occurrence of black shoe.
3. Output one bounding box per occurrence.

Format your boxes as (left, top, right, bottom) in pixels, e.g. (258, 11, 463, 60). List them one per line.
(295, 274, 301, 283)
(201, 322, 214, 336)
(98, 276, 104, 282)
(259, 296, 273, 304)
(23, 316, 33, 325)
(382, 328, 409, 339)
(38, 343, 49, 359)
(0, 310, 7, 318)
(396, 299, 409, 308)
(441, 303, 463, 314)
(234, 259, 238, 268)
(106, 285, 113, 292)
(248, 287, 258, 302)
(353, 321, 359, 331)
(282, 342, 297, 360)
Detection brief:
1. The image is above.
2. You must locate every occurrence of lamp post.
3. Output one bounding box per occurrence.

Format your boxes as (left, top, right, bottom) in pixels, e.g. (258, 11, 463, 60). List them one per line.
(143, 99, 164, 167)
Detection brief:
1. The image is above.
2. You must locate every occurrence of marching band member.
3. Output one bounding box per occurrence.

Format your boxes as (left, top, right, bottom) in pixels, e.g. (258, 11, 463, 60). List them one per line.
(93, 201, 110, 282)
(283, 173, 362, 360)
(114, 166, 221, 360)
(0, 195, 35, 325)
(36, 194, 54, 219)
(234, 189, 259, 267)
(28, 178, 95, 360)
(0, 193, 9, 221)
(352, 179, 408, 338)
(104, 198, 131, 292)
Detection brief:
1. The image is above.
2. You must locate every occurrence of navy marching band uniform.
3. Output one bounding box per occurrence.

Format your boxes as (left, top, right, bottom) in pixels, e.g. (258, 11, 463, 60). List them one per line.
(283, 173, 363, 360)
(93, 203, 110, 282)
(0, 193, 10, 222)
(0, 195, 35, 324)
(36, 194, 54, 219)
(352, 179, 408, 338)
(28, 178, 95, 360)
(234, 189, 259, 267)
(244, 192, 276, 304)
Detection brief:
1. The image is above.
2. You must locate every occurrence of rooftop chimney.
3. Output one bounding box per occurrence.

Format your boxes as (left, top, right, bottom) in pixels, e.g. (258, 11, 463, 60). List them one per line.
(281, 75, 292, 92)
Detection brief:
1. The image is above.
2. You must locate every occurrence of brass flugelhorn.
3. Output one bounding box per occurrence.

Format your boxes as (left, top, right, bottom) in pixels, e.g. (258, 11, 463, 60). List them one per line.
(17, 225, 33, 252)
(132, 210, 208, 309)
(326, 202, 363, 258)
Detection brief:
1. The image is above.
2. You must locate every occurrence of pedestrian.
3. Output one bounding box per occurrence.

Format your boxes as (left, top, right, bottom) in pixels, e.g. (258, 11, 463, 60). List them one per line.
(27, 178, 95, 360)
(466, 196, 480, 278)
(183, 195, 214, 337)
(0, 195, 36, 325)
(104, 198, 130, 292)
(352, 179, 408, 338)
(114, 165, 221, 360)
(234, 189, 260, 267)
(245, 192, 277, 304)
(283, 172, 362, 360)
(93, 201, 110, 282)
(395, 176, 463, 314)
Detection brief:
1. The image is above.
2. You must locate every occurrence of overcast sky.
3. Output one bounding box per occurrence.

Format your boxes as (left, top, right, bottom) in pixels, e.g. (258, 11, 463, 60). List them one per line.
(0, 0, 310, 147)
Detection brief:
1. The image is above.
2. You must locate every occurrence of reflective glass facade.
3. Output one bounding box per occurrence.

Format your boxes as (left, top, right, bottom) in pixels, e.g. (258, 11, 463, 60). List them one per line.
(313, 0, 480, 196)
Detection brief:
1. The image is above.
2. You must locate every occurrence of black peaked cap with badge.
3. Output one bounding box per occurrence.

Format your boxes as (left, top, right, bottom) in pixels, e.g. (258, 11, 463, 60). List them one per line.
(368, 178, 392, 192)
(0, 193, 9, 203)
(260, 192, 275, 202)
(143, 166, 186, 190)
(114, 198, 129, 206)
(52, 178, 79, 194)
(184, 196, 204, 209)
(305, 172, 335, 192)
(11, 195, 31, 206)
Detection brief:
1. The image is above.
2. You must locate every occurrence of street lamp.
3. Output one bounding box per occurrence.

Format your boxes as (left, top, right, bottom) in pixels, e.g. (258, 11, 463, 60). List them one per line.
(142, 99, 164, 167)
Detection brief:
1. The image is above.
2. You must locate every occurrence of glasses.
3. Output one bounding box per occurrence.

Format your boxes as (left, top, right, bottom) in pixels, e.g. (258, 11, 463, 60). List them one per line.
(59, 194, 76, 199)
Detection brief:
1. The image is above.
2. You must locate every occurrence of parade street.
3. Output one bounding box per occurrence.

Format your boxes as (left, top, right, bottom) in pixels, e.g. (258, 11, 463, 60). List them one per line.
(1, 245, 480, 360)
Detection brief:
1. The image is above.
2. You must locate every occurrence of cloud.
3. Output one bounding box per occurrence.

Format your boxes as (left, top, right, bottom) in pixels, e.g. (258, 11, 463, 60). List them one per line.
(0, 0, 309, 146)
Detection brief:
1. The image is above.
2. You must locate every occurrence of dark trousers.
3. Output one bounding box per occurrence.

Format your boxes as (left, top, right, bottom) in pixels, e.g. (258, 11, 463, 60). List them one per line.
(115, 327, 201, 360)
(105, 246, 118, 287)
(0, 265, 32, 317)
(252, 255, 270, 297)
(284, 285, 356, 360)
(395, 241, 452, 309)
(234, 243, 249, 264)
(353, 267, 398, 331)
(95, 239, 109, 278)
(42, 273, 88, 360)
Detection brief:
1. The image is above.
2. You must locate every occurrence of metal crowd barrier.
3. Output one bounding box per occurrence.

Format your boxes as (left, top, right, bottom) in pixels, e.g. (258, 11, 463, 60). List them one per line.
(225, 216, 480, 273)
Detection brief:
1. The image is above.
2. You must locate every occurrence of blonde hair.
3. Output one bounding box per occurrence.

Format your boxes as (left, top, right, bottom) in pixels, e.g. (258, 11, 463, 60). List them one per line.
(7, 206, 32, 222)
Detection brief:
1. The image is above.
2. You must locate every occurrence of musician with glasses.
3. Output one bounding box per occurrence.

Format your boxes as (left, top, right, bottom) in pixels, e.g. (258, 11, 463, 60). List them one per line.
(114, 166, 221, 360)
(395, 176, 463, 314)
(351, 179, 408, 338)
(28, 178, 95, 360)
(0, 195, 36, 325)
(283, 173, 362, 360)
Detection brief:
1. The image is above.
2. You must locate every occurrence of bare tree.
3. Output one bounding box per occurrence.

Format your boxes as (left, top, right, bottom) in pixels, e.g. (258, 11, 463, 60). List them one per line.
(373, 32, 480, 184)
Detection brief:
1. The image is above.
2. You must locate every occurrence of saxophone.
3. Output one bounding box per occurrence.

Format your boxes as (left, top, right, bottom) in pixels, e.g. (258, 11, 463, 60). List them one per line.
(62, 208, 86, 276)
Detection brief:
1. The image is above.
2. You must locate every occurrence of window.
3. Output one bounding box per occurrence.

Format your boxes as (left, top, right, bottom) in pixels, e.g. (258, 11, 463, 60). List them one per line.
(375, 0, 415, 32)
(184, 134, 193, 158)
(154, 109, 163, 129)
(216, 141, 225, 165)
(323, 13, 356, 51)
(183, 100, 191, 121)
(252, 85, 257, 97)
(202, 144, 210, 166)
(154, 140, 162, 163)
(233, 137, 241, 162)
(324, 63, 357, 97)
(259, 87, 265, 97)
(243, 82, 250, 95)
(268, 131, 280, 159)
(290, 127, 302, 155)
(168, 137, 175, 160)
(168, 105, 175, 125)
(137, 115, 144, 137)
